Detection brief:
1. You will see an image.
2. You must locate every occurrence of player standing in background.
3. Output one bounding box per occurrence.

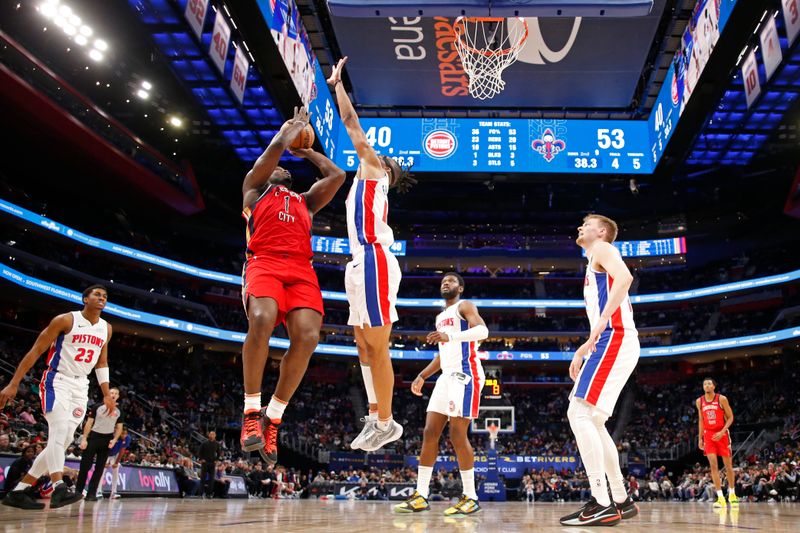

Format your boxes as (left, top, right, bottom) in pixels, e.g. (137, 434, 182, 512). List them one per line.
(0, 285, 116, 510)
(394, 273, 488, 516)
(99, 426, 131, 499)
(561, 215, 639, 527)
(239, 107, 346, 465)
(696, 378, 739, 508)
(327, 57, 416, 452)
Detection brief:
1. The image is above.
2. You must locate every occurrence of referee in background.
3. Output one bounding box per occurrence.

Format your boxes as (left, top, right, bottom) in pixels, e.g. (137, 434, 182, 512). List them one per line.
(76, 387, 123, 501)
(199, 430, 221, 498)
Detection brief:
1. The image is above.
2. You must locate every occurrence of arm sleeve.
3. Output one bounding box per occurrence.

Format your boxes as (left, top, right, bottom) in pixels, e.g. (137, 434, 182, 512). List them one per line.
(447, 325, 489, 343)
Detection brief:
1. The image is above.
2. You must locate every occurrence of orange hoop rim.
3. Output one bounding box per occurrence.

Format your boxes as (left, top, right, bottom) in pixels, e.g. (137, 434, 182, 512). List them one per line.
(453, 16, 529, 58)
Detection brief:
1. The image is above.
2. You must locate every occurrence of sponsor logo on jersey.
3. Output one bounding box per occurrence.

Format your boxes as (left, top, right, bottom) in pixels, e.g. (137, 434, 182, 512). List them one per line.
(72, 407, 85, 418)
(423, 130, 457, 159)
(531, 128, 565, 162)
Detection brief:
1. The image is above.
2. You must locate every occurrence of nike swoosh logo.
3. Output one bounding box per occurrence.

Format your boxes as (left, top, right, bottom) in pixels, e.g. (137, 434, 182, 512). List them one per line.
(78, 324, 89, 328)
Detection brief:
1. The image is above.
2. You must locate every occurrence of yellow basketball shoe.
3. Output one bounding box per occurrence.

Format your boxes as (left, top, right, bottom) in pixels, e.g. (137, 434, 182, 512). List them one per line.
(728, 493, 739, 507)
(394, 491, 430, 513)
(713, 495, 727, 508)
(444, 495, 482, 516)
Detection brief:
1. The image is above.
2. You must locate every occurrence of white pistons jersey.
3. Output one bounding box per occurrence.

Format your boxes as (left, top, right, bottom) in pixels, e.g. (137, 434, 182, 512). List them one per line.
(434, 301, 484, 378)
(584, 254, 637, 333)
(345, 173, 395, 258)
(45, 311, 109, 378)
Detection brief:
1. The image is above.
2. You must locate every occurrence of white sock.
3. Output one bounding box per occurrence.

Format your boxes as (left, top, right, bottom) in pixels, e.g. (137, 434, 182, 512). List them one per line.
(367, 410, 378, 421)
(265, 396, 287, 421)
(111, 467, 120, 495)
(377, 417, 392, 431)
(244, 393, 262, 412)
(12, 481, 31, 492)
(568, 400, 610, 507)
(416, 466, 433, 498)
(360, 365, 378, 404)
(595, 416, 627, 503)
(716, 489, 724, 498)
(460, 469, 477, 500)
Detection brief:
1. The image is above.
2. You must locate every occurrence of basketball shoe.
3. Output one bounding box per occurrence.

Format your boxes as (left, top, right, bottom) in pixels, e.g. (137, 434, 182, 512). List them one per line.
(2, 487, 45, 510)
(559, 497, 621, 526)
(259, 414, 281, 465)
(713, 495, 727, 508)
(360, 419, 403, 452)
(615, 496, 639, 519)
(728, 493, 739, 507)
(393, 491, 430, 513)
(350, 416, 373, 450)
(444, 495, 482, 516)
(50, 483, 83, 508)
(241, 409, 265, 452)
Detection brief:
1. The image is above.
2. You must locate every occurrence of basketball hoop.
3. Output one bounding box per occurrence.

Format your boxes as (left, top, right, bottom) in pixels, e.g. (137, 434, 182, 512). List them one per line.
(487, 424, 499, 451)
(453, 17, 529, 100)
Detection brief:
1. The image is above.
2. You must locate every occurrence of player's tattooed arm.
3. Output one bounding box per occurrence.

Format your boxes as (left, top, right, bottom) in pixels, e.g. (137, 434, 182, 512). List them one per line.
(294, 148, 346, 214)
(242, 106, 311, 207)
(0, 313, 72, 408)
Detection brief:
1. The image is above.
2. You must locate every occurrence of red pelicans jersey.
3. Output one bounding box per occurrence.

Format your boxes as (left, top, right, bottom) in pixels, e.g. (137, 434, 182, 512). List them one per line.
(242, 185, 312, 260)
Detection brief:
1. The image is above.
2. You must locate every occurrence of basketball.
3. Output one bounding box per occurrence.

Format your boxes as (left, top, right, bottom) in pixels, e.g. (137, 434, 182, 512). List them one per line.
(290, 123, 315, 150)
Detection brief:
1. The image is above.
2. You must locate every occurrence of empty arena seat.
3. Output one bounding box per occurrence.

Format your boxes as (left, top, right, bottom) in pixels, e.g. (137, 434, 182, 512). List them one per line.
(326, 0, 654, 18)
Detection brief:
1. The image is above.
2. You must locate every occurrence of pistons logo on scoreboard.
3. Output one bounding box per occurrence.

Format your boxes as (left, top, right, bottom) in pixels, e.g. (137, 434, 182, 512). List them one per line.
(531, 128, 565, 162)
(423, 130, 457, 159)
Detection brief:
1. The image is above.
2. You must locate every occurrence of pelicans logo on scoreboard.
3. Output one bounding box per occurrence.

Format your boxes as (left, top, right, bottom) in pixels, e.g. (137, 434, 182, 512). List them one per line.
(423, 130, 457, 159)
(531, 128, 566, 162)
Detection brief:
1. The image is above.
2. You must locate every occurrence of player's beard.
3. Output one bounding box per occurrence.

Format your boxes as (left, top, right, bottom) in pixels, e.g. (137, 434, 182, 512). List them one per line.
(441, 288, 459, 300)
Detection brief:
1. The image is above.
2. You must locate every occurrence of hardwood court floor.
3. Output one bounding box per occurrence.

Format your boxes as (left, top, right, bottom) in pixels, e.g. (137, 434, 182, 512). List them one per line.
(1, 498, 797, 532)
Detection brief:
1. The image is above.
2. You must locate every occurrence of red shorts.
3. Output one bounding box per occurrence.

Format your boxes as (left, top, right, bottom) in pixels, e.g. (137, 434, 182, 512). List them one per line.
(242, 254, 324, 326)
(703, 430, 731, 457)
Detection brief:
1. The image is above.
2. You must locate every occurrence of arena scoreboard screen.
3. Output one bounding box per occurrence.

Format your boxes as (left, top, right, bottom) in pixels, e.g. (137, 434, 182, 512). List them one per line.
(335, 118, 653, 174)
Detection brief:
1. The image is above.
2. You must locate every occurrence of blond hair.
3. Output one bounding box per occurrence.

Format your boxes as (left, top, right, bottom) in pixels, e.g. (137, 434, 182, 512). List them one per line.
(584, 214, 619, 243)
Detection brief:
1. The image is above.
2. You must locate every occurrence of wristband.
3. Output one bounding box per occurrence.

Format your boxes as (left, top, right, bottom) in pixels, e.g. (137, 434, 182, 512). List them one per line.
(95, 367, 110, 385)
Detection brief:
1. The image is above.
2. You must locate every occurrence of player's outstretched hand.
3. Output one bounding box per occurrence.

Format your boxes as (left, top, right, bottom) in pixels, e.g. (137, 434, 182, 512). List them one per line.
(411, 376, 424, 396)
(103, 393, 117, 414)
(426, 331, 449, 344)
(0, 382, 18, 409)
(327, 57, 348, 87)
(286, 106, 311, 127)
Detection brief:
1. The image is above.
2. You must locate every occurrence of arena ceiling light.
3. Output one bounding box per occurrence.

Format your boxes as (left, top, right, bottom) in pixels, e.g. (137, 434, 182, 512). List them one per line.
(38, 1, 107, 62)
(168, 116, 183, 128)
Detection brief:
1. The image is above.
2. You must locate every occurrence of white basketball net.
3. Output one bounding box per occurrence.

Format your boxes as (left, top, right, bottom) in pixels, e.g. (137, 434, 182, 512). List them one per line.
(487, 424, 499, 450)
(454, 17, 529, 100)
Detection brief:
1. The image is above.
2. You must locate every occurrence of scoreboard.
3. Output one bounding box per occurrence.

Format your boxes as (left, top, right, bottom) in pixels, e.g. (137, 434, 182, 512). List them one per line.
(311, 235, 406, 256)
(335, 118, 653, 174)
(582, 237, 687, 258)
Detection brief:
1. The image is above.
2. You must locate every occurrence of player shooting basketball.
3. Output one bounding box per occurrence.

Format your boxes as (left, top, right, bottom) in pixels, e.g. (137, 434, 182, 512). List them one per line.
(326, 57, 416, 452)
(239, 106, 346, 465)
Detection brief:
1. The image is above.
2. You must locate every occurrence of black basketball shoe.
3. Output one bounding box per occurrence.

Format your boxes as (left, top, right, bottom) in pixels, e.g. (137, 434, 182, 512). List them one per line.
(560, 497, 621, 527)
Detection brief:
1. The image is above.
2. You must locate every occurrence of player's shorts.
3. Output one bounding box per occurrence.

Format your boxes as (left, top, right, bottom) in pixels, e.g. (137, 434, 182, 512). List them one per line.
(40, 370, 89, 437)
(569, 328, 639, 416)
(345, 245, 400, 328)
(703, 430, 732, 457)
(242, 254, 324, 326)
(427, 371, 484, 419)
